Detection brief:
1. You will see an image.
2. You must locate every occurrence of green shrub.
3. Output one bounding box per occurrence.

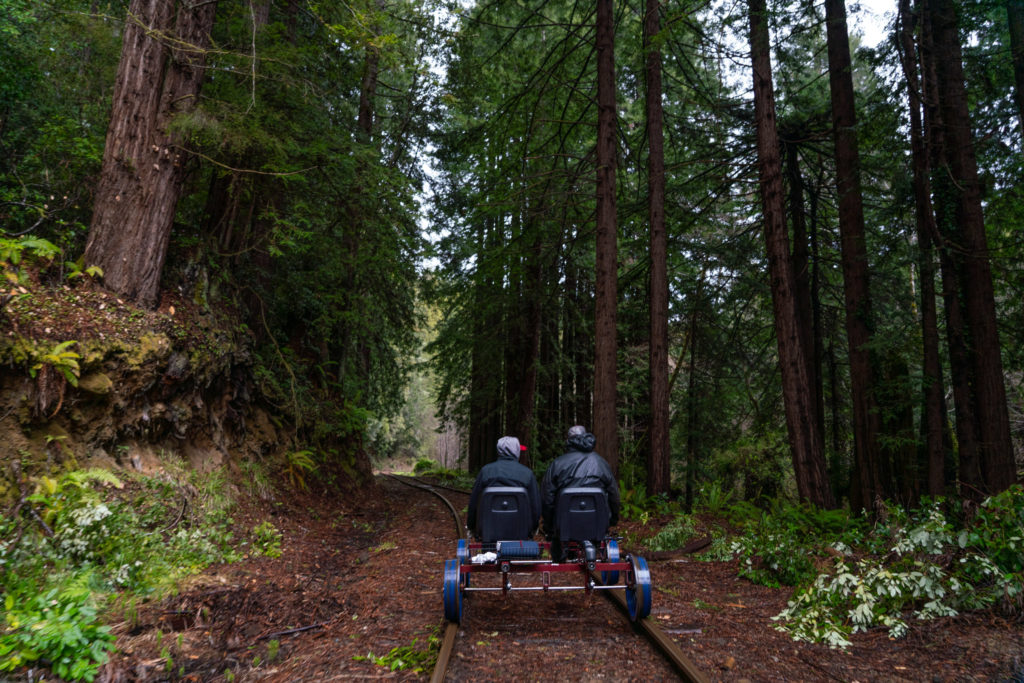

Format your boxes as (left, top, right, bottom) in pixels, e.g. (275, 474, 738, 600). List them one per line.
(729, 500, 867, 588)
(250, 522, 283, 558)
(965, 484, 1024, 574)
(731, 513, 820, 587)
(771, 496, 1024, 649)
(412, 457, 435, 475)
(647, 514, 697, 552)
(1, 466, 245, 679)
(0, 588, 114, 681)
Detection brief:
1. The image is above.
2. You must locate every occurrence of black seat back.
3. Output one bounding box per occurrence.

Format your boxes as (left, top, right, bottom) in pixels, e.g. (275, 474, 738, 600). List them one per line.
(556, 487, 610, 541)
(477, 486, 532, 542)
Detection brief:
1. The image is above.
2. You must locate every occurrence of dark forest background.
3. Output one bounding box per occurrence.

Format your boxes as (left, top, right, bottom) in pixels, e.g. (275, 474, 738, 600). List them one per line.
(2, 0, 1023, 509)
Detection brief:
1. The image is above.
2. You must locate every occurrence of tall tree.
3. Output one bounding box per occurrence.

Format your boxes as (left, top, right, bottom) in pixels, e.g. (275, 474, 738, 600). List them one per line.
(85, 0, 217, 308)
(783, 138, 825, 449)
(594, 0, 619, 471)
(926, 0, 1016, 497)
(645, 0, 671, 496)
(749, 0, 834, 509)
(823, 0, 888, 511)
(898, 0, 949, 496)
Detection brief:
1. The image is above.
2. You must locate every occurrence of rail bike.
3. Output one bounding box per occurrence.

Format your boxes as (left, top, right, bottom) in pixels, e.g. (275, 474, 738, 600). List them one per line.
(442, 486, 652, 624)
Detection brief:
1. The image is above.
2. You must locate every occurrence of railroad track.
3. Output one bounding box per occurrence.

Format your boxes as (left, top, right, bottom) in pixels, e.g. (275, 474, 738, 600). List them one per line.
(383, 473, 709, 682)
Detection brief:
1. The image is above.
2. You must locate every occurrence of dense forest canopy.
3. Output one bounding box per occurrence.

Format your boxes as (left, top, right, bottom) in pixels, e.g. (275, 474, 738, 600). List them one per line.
(1, 0, 1022, 504)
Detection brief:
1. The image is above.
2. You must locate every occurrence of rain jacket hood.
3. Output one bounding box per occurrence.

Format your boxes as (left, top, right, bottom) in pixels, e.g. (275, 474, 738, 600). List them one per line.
(496, 436, 522, 461)
(566, 430, 597, 453)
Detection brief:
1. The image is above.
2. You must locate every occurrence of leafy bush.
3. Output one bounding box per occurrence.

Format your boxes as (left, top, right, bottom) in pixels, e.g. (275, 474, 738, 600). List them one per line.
(1, 466, 246, 679)
(646, 514, 698, 552)
(771, 495, 1024, 649)
(250, 522, 283, 558)
(694, 481, 735, 515)
(0, 587, 114, 681)
(618, 483, 676, 524)
(731, 514, 820, 587)
(730, 503, 863, 588)
(965, 485, 1024, 574)
(646, 512, 737, 561)
(412, 457, 437, 475)
(411, 459, 472, 487)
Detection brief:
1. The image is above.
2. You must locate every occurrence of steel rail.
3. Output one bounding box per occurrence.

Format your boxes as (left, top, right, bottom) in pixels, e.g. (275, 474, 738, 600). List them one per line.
(382, 472, 708, 683)
(384, 473, 465, 538)
(592, 569, 710, 682)
(381, 474, 462, 683)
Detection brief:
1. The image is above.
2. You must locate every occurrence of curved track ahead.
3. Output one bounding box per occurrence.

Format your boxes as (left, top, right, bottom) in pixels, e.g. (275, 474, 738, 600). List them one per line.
(383, 473, 709, 683)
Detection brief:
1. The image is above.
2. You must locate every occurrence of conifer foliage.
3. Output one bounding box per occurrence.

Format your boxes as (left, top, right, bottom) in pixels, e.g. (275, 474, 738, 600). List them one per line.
(1, 0, 1021, 501)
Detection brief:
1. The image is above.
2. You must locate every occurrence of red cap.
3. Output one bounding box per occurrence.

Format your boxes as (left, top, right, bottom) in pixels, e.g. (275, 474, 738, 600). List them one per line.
(520, 445, 528, 451)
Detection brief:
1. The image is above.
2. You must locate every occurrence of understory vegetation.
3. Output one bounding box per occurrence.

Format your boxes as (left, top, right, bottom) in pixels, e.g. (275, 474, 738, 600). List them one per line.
(0, 465, 282, 680)
(638, 483, 1024, 649)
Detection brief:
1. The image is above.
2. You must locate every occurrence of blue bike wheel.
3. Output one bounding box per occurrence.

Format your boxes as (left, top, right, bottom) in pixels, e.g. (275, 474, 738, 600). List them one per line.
(456, 540, 471, 586)
(601, 540, 620, 585)
(443, 559, 463, 623)
(626, 556, 652, 621)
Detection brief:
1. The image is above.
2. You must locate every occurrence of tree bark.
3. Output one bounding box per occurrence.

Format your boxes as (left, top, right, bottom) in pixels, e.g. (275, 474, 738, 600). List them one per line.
(898, 0, 949, 497)
(824, 0, 888, 511)
(684, 273, 704, 512)
(927, 0, 1015, 497)
(469, 218, 503, 473)
(645, 0, 671, 496)
(593, 0, 619, 472)
(513, 226, 544, 457)
(917, 0, 979, 498)
(85, 0, 217, 308)
(749, 0, 834, 509)
(784, 140, 825, 449)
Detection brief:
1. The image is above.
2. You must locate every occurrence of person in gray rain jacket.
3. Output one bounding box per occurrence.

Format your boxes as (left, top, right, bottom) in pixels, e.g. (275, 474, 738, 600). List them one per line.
(466, 436, 541, 538)
(540, 425, 620, 559)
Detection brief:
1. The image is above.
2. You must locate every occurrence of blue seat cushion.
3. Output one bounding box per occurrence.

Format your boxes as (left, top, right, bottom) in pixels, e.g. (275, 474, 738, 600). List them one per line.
(497, 540, 542, 558)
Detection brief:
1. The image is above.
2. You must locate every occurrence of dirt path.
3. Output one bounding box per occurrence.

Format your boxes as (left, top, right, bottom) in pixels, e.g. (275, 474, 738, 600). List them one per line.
(100, 476, 1024, 682)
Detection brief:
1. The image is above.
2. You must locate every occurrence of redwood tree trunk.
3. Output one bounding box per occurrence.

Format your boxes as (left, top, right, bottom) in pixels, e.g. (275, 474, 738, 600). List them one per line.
(785, 140, 825, 446)
(645, 0, 671, 496)
(824, 0, 888, 511)
(85, 0, 217, 308)
(749, 0, 834, 509)
(918, 0, 981, 497)
(514, 226, 544, 459)
(593, 0, 619, 472)
(469, 218, 502, 473)
(898, 0, 949, 496)
(928, 0, 1015, 496)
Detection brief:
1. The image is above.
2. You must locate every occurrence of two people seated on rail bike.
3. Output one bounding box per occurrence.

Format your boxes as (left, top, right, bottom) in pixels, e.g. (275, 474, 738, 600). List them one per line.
(540, 425, 621, 562)
(466, 436, 541, 543)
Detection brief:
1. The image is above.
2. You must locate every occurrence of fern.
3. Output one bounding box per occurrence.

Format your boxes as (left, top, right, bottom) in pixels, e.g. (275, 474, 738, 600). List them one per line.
(66, 469, 124, 490)
(30, 340, 81, 386)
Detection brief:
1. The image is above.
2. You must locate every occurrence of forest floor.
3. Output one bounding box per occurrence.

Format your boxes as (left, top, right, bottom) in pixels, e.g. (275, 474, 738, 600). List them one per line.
(95, 474, 1024, 682)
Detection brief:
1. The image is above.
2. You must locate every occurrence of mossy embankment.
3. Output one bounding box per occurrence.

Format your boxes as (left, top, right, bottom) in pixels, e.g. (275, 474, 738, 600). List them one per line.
(0, 280, 287, 501)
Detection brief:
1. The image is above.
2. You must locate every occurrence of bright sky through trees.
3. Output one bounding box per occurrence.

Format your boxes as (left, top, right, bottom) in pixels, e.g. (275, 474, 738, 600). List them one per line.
(853, 0, 894, 48)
